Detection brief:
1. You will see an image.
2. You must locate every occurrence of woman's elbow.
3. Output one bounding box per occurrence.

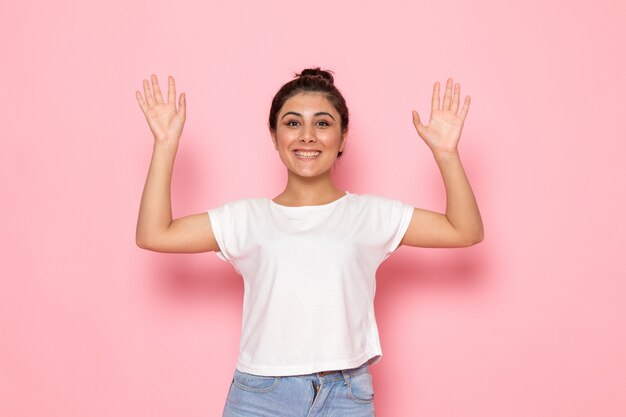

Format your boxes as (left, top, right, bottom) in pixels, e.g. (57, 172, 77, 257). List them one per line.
(460, 230, 484, 247)
(136, 233, 155, 250)
(471, 234, 484, 246)
(136, 236, 149, 249)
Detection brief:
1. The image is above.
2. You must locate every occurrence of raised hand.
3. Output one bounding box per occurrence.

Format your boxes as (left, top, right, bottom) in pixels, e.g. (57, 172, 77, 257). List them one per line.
(412, 78, 470, 155)
(136, 75, 186, 144)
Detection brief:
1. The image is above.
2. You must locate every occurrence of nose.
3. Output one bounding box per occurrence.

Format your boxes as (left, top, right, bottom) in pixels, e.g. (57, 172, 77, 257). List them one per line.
(299, 125, 317, 143)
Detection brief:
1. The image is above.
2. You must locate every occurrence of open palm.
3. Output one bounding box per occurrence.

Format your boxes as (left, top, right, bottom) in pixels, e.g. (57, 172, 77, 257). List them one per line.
(412, 78, 470, 154)
(136, 74, 186, 144)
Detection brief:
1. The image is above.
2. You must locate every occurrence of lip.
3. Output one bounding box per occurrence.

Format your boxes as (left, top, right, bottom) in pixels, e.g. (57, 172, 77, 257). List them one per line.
(293, 149, 322, 160)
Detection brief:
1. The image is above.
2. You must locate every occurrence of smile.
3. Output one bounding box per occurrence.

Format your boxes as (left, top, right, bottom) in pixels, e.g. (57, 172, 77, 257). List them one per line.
(294, 150, 321, 159)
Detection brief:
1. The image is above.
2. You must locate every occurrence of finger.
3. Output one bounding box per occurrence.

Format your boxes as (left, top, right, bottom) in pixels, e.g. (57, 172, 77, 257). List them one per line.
(135, 91, 148, 114)
(143, 79, 155, 107)
(412, 110, 426, 137)
(442, 78, 453, 111)
(167, 75, 176, 105)
(151, 74, 164, 104)
(431, 81, 440, 112)
(178, 93, 186, 118)
(459, 95, 471, 121)
(451, 83, 460, 114)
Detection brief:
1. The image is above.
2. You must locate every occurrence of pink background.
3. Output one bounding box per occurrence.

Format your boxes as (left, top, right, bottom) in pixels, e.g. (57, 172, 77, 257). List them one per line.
(2, 0, 625, 416)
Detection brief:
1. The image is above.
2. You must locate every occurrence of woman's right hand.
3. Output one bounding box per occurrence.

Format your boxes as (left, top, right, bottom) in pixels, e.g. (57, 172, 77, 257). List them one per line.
(136, 74, 186, 145)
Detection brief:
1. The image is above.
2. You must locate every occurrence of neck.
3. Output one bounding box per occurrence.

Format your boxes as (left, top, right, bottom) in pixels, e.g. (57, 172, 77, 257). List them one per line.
(273, 170, 345, 206)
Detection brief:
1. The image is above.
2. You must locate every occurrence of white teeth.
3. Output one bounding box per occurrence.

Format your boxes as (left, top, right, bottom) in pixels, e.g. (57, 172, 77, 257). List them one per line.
(294, 151, 321, 158)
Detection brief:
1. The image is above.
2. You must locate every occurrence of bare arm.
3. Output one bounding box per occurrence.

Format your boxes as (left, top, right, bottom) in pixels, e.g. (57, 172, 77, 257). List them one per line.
(134, 74, 219, 253)
(400, 78, 484, 248)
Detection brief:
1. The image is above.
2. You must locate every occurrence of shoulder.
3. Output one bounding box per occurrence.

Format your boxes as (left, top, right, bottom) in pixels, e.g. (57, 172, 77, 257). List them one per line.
(347, 192, 408, 207)
(346, 192, 414, 219)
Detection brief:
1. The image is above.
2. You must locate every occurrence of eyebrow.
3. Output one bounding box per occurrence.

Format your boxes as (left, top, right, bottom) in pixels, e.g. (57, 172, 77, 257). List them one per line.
(281, 111, 336, 121)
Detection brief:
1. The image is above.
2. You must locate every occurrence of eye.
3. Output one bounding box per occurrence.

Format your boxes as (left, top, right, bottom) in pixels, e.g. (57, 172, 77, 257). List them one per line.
(285, 120, 300, 127)
(316, 120, 331, 127)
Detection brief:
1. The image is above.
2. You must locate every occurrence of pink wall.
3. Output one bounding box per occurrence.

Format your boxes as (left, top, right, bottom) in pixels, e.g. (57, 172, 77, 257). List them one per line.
(2, 0, 625, 416)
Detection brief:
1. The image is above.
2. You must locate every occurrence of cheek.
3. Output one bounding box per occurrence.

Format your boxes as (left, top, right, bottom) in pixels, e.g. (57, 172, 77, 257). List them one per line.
(275, 130, 297, 147)
(276, 138, 292, 151)
(319, 132, 343, 146)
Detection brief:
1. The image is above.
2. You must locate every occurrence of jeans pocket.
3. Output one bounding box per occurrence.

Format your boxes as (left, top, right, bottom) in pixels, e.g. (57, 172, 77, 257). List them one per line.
(232, 369, 281, 393)
(348, 370, 375, 403)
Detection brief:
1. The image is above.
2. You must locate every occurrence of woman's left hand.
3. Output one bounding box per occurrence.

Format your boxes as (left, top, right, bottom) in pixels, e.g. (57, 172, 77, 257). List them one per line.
(412, 78, 470, 155)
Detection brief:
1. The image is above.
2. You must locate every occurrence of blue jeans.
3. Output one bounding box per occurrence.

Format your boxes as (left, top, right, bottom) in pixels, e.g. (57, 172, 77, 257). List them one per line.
(222, 362, 376, 417)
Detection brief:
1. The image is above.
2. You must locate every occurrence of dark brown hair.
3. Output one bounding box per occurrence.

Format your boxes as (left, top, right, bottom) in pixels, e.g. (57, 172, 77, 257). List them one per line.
(268, 68, 349, 158)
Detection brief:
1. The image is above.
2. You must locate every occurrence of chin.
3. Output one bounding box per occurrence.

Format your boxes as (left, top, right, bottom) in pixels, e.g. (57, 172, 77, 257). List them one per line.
(288, 166, 332, 179)
(277, 156, 331, 177)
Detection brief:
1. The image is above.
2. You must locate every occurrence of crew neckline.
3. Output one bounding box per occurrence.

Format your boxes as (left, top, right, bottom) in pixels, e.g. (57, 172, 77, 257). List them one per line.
(269, 191, 350, 208)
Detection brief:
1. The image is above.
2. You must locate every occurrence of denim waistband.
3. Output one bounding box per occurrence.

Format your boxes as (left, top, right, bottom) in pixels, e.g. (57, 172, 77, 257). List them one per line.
(292, 362, 370, 385)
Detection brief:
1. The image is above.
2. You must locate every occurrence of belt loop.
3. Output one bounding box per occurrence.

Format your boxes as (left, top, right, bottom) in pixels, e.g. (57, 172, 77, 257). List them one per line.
(341, 368, 351, 386)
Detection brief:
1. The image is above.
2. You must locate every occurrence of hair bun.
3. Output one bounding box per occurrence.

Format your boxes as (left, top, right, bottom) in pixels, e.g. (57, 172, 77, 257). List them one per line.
(296, 67, 334, 84)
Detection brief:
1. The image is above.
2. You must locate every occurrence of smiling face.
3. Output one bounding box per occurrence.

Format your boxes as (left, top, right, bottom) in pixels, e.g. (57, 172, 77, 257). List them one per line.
(270, 92, 348, 179)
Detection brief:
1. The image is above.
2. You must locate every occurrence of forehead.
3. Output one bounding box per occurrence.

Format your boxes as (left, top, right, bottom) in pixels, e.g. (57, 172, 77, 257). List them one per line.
(279, 92, 337, 116)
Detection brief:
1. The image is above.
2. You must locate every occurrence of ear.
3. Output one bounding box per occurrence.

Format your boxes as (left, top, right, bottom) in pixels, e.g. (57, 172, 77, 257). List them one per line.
(269, 128, 278, 150)
(339, 127, 349, 152)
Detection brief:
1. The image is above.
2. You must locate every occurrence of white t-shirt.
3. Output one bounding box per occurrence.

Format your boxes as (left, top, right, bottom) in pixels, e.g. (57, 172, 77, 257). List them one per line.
(207, 191, 414, 376)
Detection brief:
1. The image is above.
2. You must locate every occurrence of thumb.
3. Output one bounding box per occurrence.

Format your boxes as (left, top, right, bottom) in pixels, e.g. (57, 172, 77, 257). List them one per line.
(412, 110, 426, 137)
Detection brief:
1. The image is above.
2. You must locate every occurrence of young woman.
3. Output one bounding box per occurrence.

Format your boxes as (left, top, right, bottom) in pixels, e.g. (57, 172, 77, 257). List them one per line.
(135, 68, 483, 417)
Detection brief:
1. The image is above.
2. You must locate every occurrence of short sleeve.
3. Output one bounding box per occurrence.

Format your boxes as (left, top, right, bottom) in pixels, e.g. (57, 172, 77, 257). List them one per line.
(207, 205, 231, 263)
(381, 198, 414, 260)
(207, 199, 255, 266)
(357, 194, 414, 262)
